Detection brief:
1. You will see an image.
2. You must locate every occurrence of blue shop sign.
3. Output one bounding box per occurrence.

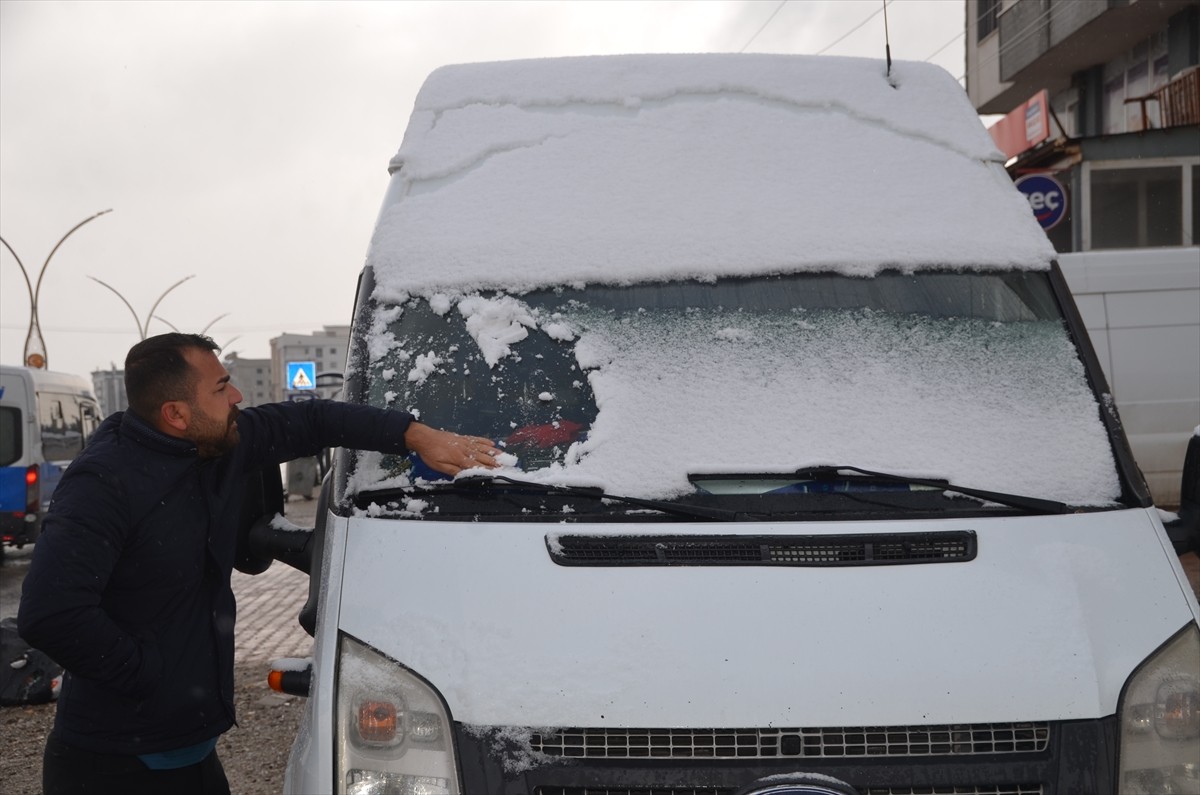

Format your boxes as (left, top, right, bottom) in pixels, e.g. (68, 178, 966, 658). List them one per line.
(1014, 173, 1067, 230)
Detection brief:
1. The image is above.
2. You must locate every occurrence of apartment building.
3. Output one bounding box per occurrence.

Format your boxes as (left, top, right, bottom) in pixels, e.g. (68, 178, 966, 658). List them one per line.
(968, 0, 1198, 251)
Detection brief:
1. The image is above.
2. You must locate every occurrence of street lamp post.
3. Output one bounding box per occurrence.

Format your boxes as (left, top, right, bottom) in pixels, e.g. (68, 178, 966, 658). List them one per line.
(153, 312, 230, 337)
(0, 209, 113, 369)
(87, 274, 196, 340)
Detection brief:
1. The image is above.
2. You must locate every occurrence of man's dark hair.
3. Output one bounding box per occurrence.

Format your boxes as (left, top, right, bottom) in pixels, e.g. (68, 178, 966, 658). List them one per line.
(125, 333, 220, 421)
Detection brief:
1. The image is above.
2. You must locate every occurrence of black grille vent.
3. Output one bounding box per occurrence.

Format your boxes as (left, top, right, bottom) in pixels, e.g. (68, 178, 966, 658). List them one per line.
(548, 531, 976, 567)
(529, 723, 1048, 759)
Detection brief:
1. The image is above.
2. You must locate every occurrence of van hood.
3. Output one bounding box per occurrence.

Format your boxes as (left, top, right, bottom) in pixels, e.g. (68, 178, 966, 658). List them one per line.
(334, 508, 1197, 728)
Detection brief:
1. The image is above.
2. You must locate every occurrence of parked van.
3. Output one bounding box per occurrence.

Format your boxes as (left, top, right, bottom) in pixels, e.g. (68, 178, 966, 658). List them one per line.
(0, 366, 101, 557)
(249, 55, 1200, 795)
(1058, 246, 1200, 508)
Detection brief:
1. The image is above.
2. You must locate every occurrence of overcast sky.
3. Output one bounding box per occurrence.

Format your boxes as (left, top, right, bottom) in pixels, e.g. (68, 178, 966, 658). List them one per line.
(1, 0, 967, 379)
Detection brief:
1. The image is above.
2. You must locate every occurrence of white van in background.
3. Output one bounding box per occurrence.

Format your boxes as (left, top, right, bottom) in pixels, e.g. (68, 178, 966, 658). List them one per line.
(245, 54, 1200, 795)
(1059, 247, 1200, 507)
(0, 366, 101, 559)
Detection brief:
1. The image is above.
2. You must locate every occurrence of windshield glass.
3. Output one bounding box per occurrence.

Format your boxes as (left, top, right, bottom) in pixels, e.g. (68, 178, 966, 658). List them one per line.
(349, 270, 1120, 512)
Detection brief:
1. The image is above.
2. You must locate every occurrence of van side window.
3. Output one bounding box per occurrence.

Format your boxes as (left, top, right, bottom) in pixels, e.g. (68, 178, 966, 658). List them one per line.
(38, 392, 84, 461)
(0, 406, 21, 467)
(80, 401, 101, 443)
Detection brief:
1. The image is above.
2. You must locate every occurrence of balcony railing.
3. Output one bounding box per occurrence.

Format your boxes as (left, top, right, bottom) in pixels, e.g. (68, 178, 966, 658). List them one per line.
(1158, 67, 1200, 128)
(1125, 67, 1200, 131)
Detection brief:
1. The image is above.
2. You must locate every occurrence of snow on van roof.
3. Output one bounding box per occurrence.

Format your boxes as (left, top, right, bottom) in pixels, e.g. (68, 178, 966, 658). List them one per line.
(367, 53, 1055, 298)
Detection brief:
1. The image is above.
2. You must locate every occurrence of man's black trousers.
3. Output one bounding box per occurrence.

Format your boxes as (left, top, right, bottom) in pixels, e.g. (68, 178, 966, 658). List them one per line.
(42, 732, 231, 795)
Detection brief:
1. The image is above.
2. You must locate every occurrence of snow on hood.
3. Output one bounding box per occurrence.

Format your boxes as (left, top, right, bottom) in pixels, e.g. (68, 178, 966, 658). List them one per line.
(367, 53, 1055, 298)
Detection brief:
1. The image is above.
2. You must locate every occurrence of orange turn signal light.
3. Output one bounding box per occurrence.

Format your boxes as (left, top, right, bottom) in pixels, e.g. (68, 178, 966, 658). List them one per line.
(266, 667, 311, 697)
(357, 700, 398, 743)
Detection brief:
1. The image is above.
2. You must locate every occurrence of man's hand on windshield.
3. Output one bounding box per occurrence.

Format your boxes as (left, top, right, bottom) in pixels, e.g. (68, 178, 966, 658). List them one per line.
(404, 422, 502, 476)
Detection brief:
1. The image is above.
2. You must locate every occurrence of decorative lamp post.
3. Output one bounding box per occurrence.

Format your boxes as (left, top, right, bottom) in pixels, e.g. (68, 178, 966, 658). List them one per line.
(152, 312, 230, 337)
(0, 209, 113, 369)
(87, 274, 195, 340)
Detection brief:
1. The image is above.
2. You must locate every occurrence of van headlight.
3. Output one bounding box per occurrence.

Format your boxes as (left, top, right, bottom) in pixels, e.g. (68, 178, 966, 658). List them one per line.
(336, 633, 461, 795)
(1118, 623, 1200, 795)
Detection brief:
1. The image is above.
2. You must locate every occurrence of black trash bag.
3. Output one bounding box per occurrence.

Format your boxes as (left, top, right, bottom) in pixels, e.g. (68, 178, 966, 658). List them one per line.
(1, 617, 63, 705)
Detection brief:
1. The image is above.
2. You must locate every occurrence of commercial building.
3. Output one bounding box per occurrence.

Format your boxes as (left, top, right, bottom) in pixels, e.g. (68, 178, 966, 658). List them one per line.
(968, 0, 1198, 252)
(965, 0, 1199, 503)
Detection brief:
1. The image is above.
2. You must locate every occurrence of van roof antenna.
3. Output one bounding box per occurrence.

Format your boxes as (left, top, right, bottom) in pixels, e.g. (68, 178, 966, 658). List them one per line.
(883, 0, 893, 79)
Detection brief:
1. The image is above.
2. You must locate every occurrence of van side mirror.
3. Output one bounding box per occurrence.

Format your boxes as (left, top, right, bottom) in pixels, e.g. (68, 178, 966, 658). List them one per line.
(1164, 433, 1200, 556)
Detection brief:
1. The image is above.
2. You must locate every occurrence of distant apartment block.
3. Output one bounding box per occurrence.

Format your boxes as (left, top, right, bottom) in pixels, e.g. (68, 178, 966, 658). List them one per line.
(222, 352, 273, 408)
(91, 366, 128, 418)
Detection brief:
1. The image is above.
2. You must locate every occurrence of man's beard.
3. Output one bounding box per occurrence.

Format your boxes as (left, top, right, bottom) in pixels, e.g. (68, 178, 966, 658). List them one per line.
(189, 404, 241, 458)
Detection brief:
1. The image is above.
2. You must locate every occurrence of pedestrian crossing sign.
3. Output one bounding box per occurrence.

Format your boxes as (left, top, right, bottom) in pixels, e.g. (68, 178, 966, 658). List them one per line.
(287, 361, 317, 391)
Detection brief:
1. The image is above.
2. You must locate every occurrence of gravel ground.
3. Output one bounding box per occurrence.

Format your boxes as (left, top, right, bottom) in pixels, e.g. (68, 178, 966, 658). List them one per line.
(0, 661, 303, 795)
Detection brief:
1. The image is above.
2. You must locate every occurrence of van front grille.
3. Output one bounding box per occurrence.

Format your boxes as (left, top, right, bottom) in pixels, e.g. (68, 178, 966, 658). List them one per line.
(529, 723, 1048, 759)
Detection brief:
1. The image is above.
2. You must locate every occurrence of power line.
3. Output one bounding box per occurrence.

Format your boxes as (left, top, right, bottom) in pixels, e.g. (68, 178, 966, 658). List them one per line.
(738, 0, 959, 67)
(923, 30, 964, 63)
(739, 0, 789, 53)
(816, 0, 893, 56)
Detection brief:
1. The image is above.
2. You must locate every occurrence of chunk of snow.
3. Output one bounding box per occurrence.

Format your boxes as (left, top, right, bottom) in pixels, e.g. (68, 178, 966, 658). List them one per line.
(368, 54, 1054, 300)
(407, 351, 443, 385)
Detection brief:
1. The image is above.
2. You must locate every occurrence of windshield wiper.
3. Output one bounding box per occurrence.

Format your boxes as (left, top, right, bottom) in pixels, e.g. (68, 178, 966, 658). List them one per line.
(788, 465, 1072, 515)
(434, 474, 752, 521)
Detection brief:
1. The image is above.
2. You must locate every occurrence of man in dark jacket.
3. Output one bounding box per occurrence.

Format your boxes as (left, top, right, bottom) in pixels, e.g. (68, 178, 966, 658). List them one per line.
(17, 333, 500, 795)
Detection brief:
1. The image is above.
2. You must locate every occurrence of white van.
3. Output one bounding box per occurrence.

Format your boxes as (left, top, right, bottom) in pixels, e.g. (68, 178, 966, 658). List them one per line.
(1058, 246, 1200, 508)
(249, 55, 1200, 795)
(0, 366, 101, 558)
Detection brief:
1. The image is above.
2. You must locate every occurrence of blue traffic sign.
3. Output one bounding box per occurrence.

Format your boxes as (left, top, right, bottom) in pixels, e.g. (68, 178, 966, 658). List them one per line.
(1014, 173, 1067, 230)
(287, 361, 317, 391)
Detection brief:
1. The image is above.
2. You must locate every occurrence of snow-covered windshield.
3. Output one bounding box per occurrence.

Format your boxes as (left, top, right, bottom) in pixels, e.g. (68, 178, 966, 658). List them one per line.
(345, 55, 1116, 515)
(350, 270, 1120, 508)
